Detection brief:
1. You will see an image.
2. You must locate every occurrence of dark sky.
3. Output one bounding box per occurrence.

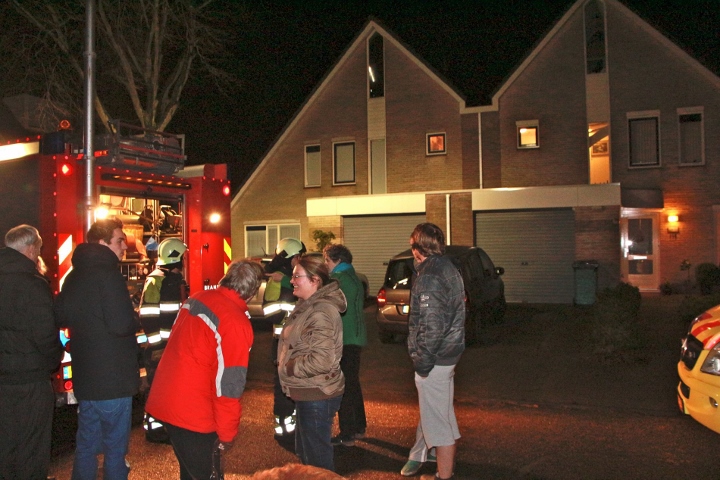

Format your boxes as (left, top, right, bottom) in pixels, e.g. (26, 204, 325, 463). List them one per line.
(168, 0, 720, 194)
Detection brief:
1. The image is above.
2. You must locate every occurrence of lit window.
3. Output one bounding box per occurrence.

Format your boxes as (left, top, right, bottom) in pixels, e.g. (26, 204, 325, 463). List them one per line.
(628, 111, 660, 167)
(426, 133, 446, 155)
(305, 145, 320, 187)
(333, 142, 355, 185)
(678, 107, 704, 166)
(516, 120, 539, 149)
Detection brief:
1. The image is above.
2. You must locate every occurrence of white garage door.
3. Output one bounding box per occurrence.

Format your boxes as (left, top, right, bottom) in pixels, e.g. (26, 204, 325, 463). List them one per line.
(343, 214, 426, 295)
(475, 209, 575, 303)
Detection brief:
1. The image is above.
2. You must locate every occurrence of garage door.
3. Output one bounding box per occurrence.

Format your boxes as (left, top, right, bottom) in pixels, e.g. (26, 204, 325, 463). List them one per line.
(475, 209, 575, 303)
(343, 214, 426, 295)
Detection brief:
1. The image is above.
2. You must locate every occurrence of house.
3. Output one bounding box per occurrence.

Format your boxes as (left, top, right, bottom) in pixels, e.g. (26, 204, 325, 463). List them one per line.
(231, 0, 720, 303)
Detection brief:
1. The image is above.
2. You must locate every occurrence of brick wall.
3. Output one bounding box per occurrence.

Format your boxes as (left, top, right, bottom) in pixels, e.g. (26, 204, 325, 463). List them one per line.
(574, 206, 621, 290)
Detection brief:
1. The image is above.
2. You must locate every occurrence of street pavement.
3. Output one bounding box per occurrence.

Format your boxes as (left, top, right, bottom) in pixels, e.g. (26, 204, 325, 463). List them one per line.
(48, 296, 720, 479)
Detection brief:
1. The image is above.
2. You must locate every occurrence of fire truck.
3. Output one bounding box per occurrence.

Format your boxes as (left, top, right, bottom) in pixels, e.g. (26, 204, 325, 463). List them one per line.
(0, 121, 232, 406)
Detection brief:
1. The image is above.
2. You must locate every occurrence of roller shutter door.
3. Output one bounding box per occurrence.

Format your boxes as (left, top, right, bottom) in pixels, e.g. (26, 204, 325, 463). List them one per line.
(475, 209, 575, 303)
(343, 214, 426, 295)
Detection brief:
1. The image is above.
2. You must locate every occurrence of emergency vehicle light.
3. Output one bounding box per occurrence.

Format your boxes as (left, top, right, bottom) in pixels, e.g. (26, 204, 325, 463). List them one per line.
(209, 213, 221, 224)
(63, 380, 73, 391)
(0, 141, 40, 162)
(222, 184, 231, 196)
(60, 163, 72, 176)
(100, 173, 191, 189)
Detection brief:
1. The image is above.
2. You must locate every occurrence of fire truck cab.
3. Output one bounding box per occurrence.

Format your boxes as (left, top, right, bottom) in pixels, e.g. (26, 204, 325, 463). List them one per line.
(0, 121, 232, 406)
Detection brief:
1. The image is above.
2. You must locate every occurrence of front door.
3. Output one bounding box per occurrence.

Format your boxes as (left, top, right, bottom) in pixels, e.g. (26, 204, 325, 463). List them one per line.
(621, 214, 659, 291)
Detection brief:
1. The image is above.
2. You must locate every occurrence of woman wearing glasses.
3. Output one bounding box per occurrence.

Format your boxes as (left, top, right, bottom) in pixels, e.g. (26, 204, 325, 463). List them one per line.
(277, 254, 346, 472)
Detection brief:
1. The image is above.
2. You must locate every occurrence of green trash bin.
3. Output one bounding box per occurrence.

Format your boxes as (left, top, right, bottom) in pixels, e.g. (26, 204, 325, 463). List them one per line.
(573, 260, 599, 305)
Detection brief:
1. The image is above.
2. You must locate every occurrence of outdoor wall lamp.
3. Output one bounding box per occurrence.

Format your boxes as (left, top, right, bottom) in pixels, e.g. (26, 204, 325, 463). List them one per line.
(668, 214, 680, 237)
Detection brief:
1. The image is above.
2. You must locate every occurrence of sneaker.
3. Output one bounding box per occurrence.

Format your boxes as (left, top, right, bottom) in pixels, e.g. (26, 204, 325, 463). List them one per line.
(401, 460, 423, 476)
(354, 430, 366, 439)
(331, 435, 355, 447)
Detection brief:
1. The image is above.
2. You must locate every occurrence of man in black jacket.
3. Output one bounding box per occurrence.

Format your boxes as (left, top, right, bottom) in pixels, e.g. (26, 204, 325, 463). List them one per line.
(55, 219, 140, 480)
(402, 223, 465, 480)
(0, 224, 63, 479)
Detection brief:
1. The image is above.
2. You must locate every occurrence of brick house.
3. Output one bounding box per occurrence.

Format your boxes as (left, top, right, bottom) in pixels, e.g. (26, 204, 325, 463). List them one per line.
(231, 0, 720, 303)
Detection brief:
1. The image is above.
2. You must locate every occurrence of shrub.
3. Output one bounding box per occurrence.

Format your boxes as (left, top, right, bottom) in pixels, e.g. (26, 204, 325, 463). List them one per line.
(695, 263, 720, 295)
(676, 293, 720, 325)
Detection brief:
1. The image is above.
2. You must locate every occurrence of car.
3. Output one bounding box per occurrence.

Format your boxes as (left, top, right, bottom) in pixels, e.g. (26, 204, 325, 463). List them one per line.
(678, 303, 720, 433)
(375, 245, 506, 344)
(246, 253, 370, 320)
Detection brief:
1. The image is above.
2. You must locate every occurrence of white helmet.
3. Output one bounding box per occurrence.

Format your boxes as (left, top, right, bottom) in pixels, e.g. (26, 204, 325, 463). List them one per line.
(156, 238, 187, 265)
(275, 238, 306, 259)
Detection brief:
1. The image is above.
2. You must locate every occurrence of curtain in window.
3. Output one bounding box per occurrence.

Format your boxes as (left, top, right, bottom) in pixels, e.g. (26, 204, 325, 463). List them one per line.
(629, 118, 658, 166)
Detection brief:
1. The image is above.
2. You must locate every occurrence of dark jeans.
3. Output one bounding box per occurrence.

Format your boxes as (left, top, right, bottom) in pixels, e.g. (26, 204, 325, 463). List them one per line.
(272, 337, 295, 419)
(72, 397, 133, 480)
(0, 380, 54, 480)
(295, 395, 343, 472)
(165, 423, 223, 480)
(338, 345, 367, 437)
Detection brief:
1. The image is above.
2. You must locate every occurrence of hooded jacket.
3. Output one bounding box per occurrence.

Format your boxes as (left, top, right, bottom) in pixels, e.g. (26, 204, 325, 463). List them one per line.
(54, 243, 140, 400)
(0, 247, 63, 385)
(407, 253, 465, 377)
(277, 281, 346, 401)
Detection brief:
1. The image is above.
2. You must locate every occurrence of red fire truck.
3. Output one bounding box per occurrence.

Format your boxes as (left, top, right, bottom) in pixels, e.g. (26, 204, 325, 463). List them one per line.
(0, 121, 232, 406)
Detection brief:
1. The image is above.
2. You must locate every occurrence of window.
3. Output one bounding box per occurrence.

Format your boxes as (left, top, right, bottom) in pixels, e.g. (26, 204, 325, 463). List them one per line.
(305, 145, 321, 187)
(584, 0, 606, 74)
(678, 107, 704, 165)
(516, 120, 539, 149)
(628, 111, 660, 167)
(426, 133, 446, 155)
(245, 224, 300, 257)
(333, 142, 355, 184)
(368, 33, 384, 98)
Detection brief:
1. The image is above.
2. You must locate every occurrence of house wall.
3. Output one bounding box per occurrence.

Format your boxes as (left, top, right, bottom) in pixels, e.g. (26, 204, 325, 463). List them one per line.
(384, 42, 465, 192)
(479, 110, 501, 188)
(574, 206, 621, 290)
(496, 7, 589, 188)
(461, 113, 480, 189)
(606, 4, 720, 285)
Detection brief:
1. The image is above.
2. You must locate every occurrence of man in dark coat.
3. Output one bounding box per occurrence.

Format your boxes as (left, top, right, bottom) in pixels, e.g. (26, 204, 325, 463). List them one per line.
(55, 219, 140, 480)
(0, 224, 63, 479)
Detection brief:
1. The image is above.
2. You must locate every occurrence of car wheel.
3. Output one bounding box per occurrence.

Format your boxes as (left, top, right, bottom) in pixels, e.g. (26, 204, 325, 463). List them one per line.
(464, 307, 481, 346)
(378, 331, 395, 344)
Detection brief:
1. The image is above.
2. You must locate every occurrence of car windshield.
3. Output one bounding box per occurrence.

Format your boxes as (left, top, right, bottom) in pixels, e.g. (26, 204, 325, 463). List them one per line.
(385, 259, 413, 290)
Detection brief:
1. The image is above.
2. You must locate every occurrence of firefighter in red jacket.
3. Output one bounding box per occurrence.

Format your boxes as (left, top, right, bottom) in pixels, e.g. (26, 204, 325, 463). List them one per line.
(138, 237, 188, 442)
(145, 260, 263, 479)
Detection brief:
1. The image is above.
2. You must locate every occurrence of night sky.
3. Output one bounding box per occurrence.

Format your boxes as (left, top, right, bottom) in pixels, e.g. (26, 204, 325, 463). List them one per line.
(167, 0, 720, 194)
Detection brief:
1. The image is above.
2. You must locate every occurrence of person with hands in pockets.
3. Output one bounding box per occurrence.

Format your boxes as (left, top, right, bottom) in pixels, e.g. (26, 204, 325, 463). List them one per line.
(402, 223, 465, 480)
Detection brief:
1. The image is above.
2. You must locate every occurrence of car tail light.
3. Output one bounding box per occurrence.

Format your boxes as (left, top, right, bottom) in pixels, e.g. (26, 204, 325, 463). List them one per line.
(63, 380, 73, 391)
(377, 288, 387, 308)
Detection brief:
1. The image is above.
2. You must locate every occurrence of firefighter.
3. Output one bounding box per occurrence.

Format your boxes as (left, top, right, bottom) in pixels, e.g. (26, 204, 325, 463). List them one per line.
(138, 237, 188, 443)
(263, 237, 306, 439)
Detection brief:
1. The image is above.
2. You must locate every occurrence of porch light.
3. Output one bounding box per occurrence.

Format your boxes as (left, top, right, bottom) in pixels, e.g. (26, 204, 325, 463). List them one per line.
(667, 214, 680, 237)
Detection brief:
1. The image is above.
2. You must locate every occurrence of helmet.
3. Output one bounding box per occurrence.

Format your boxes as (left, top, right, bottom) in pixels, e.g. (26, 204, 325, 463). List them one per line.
(275, 238, 306, 259)
(156, 238, 187, 266)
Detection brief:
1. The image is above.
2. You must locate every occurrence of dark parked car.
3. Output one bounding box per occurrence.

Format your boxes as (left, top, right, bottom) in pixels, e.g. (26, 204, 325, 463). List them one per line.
(375, 246, 506, 344)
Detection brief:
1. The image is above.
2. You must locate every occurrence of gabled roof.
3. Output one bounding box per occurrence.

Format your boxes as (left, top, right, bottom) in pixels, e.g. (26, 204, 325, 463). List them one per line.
(472, 0, 720, 112)
(232, 18, 469, 206)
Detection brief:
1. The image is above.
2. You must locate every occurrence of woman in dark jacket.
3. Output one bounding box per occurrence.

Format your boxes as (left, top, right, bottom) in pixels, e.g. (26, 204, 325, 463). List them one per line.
(277, 254, 346, 472)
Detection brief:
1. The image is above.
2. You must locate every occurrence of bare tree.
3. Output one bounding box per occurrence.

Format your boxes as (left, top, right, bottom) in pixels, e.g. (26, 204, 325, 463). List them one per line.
(4, 0, 240, 132)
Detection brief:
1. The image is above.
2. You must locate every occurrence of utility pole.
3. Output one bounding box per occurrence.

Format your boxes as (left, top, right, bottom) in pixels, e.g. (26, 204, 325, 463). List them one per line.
(83, 0, 96, 238)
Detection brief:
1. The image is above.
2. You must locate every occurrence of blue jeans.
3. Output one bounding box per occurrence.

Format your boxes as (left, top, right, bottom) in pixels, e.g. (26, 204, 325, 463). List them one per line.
(295, 395, 342, 472)
(72, 397, 133, 480)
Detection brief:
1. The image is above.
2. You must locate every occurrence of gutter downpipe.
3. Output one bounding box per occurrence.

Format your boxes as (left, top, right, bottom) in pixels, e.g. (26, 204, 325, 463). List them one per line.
(446, 193, 451, 245)
(83, 0, 96, 239)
